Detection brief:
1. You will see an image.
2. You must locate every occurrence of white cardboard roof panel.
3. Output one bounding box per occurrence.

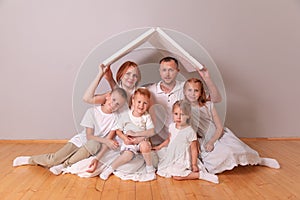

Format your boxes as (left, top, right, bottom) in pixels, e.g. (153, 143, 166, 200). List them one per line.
(102, 27, 203, 72)
(102, 27, 156, 66)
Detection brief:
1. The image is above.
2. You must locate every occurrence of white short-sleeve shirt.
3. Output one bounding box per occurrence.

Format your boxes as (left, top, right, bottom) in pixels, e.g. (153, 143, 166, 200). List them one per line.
(115, 109, 154, 153)
(69, 106, 118, 147)
(116, 109, 154, 133)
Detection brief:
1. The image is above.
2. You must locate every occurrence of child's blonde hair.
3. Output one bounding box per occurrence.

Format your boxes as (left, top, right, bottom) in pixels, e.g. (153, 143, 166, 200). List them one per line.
(172, 100, 192, 124)
(129, 87, 151, 111)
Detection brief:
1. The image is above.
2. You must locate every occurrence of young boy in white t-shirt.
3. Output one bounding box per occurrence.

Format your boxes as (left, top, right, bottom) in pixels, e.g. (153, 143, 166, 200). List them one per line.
(88, 88, 156, 181)
(13, 88, 127, 175)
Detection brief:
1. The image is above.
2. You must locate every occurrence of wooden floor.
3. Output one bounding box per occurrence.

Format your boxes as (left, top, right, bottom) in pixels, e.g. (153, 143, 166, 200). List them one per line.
(0, 140, 299, 200)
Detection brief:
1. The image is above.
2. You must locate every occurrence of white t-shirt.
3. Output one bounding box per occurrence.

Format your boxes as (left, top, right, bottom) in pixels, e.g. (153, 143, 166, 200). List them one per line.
(69, 106, 118, 147)
(116, 109, 154, 134)
(147, 80, 184, 145)
(116, 109, 154, 153)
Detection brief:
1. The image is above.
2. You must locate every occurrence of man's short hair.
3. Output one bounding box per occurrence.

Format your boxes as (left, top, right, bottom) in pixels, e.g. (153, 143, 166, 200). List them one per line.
(159, 56, 179, 67)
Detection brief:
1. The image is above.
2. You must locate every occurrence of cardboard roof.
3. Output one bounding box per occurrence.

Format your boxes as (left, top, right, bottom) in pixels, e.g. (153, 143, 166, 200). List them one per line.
(102, 27, 203, 72)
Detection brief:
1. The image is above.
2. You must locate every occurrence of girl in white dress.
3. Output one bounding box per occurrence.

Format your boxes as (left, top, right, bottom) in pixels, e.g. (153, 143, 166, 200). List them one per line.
(183, 78, 280, 174)
(153, 100, 219, 184)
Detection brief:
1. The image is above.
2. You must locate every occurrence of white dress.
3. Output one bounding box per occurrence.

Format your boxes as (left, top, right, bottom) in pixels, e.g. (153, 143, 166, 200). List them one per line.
(191, 102, 261, 174)
(157, 123, 206, 178)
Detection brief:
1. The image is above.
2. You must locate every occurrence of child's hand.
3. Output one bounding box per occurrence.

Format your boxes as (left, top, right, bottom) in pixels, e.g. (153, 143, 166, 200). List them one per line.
(123, 136, 134, 145)
(192, 164, 199, 172)
(196, 66, 210, 80)
(126, 130, 136, 137)
(86, 158, 98, 173)
(129, 137, 139, 145)
(105, 138, 119, 150)
(205, 142, 214, 152)
(129, 136, 145, 144)
(152, 145, 161, 151)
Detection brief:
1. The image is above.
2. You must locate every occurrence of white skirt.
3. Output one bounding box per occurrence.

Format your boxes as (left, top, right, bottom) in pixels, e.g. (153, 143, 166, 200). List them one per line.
(201, 128, 261, 174)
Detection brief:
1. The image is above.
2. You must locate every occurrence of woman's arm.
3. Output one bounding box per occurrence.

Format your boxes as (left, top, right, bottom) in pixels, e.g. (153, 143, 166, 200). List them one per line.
(103, 65, 117, 90)
(197, 67, 222, 103)
(205, 105, 224, 152)
(83, 64, 110, 104)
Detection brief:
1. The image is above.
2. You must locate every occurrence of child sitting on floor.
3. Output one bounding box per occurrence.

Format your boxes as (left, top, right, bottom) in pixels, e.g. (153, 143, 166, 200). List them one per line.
(13, 88, 127, 175)
(154, 100, 219, 184)
(88, 88, 156, 181)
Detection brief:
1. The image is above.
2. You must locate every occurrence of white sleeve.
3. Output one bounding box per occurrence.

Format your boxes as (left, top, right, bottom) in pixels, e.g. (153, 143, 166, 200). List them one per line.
(111, 116, 119, 131)
(188, 127, 197, 142)
(115, 113, 126, 131)
(145, 113, 154, 129)
(80, 108, 94, 129)
(168, 123, 174, 134)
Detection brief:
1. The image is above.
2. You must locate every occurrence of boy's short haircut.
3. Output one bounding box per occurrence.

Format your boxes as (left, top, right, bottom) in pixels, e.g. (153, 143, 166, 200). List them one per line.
(159, 56, 179, 67)
(133, 87, 151, 99)
(129, 87, 151, 110)
(112, 87, 128, 100)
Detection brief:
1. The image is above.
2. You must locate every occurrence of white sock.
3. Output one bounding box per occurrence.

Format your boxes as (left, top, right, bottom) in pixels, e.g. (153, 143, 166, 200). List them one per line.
(199, 171, 219, 184)
(146, 165, 155, 173)
(141, 171, 156, 182)
(13, 156, 30, 167)
(99, 166, 114, 180)
(49, 164, 65, 175)
(259, 158, 280, 169)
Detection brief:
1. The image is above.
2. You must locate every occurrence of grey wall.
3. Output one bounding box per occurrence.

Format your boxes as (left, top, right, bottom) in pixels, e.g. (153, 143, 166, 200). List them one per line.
(1, 0, 299, 139)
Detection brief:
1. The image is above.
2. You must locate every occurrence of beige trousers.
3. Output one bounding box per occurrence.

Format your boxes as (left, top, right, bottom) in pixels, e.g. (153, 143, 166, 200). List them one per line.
(29, 140, 101, 168)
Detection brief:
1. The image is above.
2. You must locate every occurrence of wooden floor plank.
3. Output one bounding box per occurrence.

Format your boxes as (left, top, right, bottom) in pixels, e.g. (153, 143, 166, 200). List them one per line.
(118, 179, 136, 199)
(1, 140, 300, 199)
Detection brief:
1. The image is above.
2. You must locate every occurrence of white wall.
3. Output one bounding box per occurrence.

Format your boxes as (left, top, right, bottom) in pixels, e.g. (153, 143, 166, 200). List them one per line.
(1, 0, 300, 139)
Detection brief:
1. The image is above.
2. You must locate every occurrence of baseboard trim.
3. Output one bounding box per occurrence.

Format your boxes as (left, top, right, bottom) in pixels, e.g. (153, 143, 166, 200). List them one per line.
(0, 137, 299, 143)
(240, 137, 300, 141)
(0, 139, 68, 143)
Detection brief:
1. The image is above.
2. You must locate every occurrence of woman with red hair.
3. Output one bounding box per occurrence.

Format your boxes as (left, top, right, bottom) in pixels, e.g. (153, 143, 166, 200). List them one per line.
(83, 61, 141, 105)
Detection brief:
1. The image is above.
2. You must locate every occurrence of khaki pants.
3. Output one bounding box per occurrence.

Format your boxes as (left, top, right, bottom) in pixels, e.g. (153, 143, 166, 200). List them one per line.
(29, 140, 101, 168)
